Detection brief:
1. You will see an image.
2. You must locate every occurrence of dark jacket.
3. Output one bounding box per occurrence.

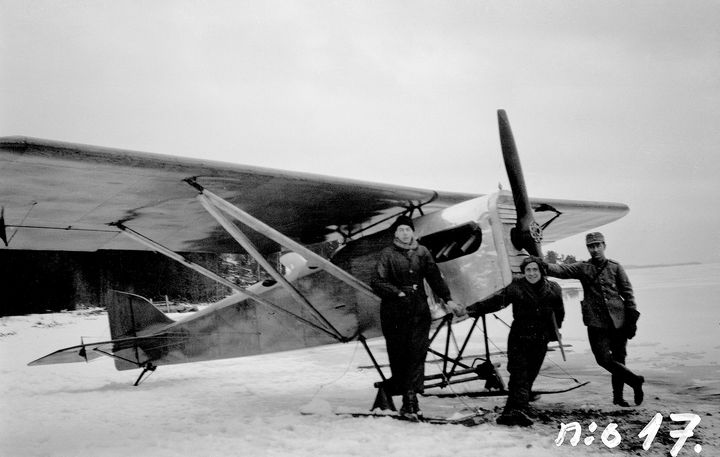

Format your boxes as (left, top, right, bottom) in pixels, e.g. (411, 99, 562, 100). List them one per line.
(372, 243, 452, 311)
(467, 277, 565, 341)
(547, 259, 636, 329)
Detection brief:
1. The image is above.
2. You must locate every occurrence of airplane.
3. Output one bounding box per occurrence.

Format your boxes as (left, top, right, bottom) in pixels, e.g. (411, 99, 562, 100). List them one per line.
(0, 110, 627, 405)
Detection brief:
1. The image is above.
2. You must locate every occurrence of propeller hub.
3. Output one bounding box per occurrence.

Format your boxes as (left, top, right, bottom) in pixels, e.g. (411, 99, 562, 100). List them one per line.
(529, 220, 543, 244)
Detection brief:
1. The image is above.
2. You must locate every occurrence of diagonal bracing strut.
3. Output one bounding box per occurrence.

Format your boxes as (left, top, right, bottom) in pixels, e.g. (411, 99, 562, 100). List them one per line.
(113, 223, 343, 341)
(195, 193, 348, 341)
(185, 178, 377, 301)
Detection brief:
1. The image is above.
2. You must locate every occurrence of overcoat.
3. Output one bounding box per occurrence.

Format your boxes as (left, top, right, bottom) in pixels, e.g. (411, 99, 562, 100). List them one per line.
(547, 259, 636, 329)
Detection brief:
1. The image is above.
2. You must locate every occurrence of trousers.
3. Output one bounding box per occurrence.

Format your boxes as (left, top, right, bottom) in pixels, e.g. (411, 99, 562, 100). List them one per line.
(587, 326, 642, 396)
(380, 294, 431, 394)
(504, 326, 549, 412)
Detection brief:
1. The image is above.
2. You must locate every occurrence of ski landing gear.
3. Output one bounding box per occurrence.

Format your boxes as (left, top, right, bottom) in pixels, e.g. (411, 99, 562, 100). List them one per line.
(362, 313, 508, 413)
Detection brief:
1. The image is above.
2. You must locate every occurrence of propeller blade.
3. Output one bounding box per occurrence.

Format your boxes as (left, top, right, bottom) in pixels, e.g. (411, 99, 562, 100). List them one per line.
(497, 110, 543, 257)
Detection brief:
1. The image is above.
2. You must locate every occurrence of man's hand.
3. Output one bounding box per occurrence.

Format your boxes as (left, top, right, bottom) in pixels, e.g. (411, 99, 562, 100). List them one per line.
(447, 300, 466, 317)
(624, 308, 640, 339)
(538, 258, 550, 275)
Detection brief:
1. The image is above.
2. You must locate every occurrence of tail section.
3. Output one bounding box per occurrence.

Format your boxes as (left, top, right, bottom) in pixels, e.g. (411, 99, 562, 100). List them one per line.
(108, 291, 174, 339)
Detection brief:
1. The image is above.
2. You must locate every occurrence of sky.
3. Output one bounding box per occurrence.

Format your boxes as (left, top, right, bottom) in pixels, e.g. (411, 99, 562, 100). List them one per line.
(1, 0, 719, 265)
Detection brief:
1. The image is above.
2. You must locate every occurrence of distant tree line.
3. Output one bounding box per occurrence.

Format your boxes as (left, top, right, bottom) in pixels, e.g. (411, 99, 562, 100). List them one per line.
(0, 241, 341, 316)
(543, 250, 577, 265)
(2, 243, 576, 316)
(0, 250, 231, 316)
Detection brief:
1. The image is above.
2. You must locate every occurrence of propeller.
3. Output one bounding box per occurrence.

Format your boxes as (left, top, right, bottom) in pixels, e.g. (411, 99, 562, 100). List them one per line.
(497, 110, 543, 257)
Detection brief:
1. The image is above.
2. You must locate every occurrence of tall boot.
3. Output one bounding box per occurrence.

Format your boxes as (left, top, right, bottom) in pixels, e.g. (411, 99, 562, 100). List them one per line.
(632, 375, 645, 406)
(612, 376, 629, 407)
(408, 391, 422, 418)
(613, 395, 630, 407)
(399, 391, 419, 421)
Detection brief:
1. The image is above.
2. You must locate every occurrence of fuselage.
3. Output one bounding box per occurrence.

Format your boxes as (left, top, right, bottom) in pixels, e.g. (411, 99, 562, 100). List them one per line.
(111, 191, 524, 370)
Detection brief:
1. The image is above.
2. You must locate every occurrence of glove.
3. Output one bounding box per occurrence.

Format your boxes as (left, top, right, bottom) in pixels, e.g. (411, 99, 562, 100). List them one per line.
(465, 297, 505, 318)
(446, 300, 466, 317)
(624, 308, 640, 339)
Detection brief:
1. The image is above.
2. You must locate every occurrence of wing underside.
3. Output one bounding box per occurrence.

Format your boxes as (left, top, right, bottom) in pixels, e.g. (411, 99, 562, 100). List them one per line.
(0, 136, 476, 254)
(528, 196, 629, 243)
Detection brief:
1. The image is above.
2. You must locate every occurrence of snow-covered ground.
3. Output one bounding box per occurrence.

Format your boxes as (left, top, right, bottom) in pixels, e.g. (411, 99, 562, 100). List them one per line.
(1, 263, 718, 456)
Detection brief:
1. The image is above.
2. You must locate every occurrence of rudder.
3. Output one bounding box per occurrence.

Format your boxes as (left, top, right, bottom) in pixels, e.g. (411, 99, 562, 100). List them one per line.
(108, 291, 174, 339)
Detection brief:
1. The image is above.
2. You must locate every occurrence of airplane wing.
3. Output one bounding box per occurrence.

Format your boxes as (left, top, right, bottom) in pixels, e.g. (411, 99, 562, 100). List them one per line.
(1, 137, 629, 255)
(0, 136, 477, 254)
(528, 197, 629, 244)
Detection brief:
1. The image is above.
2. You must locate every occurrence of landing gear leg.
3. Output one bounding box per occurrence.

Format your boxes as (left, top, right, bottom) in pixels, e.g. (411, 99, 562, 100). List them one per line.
(359, 335, 396, 411)
(134, 362, 157, 386)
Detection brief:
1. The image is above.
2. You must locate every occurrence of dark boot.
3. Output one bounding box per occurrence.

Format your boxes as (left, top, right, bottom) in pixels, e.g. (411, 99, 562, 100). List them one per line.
(399, 391, 419, 421)
(408, 391, 422, 418)
(633, 376, 645, 406)
(613, 383, 629, 407)
(611, 374, 625, 405)
(613, 397, 630, 407)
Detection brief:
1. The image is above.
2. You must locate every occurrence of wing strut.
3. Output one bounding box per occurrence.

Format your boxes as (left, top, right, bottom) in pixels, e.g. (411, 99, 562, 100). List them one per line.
(194, 192, 348, 342)
(0, 206, 7, 246)
(185, 178, 377, 301)
(112, 223, 343, 341)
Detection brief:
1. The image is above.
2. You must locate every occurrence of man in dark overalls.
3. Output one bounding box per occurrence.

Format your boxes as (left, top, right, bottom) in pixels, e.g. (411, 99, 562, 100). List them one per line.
(372, 215, 462, 420)
(467, 256, 565, 426)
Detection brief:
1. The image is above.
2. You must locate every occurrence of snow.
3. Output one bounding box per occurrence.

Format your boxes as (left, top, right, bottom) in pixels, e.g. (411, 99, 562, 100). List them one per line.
(1, 264, 719, 456)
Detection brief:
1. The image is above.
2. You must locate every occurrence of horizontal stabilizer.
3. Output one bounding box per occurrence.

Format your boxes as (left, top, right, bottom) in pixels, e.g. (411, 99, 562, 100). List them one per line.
(27, 334, 175, 367)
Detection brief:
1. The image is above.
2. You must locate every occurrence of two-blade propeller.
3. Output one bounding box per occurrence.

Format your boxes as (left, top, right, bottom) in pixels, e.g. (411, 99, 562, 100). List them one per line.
(497, 110, 543, 257)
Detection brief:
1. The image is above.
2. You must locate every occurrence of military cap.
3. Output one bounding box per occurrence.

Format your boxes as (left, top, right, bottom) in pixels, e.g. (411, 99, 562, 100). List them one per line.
(585, 232, 605, 245)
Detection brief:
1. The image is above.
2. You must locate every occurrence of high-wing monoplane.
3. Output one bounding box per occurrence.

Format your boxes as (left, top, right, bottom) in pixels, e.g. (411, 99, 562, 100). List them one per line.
(1, 111, 627, 403)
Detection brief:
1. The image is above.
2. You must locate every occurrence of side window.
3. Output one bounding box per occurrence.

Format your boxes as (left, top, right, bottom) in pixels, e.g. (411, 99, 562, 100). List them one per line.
(419, 223, 482, 263)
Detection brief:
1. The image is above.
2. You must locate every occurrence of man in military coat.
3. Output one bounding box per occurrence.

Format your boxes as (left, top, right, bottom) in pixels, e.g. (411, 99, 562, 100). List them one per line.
(546, 232, 644, 407)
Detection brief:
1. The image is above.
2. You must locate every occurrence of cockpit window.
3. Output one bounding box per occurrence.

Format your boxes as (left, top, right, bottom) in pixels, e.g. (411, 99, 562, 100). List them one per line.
(419, 223, 482, 263)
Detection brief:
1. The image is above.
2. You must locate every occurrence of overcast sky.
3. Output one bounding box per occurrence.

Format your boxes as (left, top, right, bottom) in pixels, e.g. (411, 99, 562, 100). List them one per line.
(2, 0, 719, 265)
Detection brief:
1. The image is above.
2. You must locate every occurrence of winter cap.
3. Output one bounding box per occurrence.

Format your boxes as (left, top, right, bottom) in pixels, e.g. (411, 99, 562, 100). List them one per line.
(585, 232, 605, 245)
(391, 215, 415, 231)
(520, 256, 546, 276)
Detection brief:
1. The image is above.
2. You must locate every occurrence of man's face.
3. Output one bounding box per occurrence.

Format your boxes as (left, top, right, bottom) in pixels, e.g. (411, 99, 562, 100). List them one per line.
(523, 262, 542, 284)
(587, 242, 606, 260)
(394, 225, 414, 244)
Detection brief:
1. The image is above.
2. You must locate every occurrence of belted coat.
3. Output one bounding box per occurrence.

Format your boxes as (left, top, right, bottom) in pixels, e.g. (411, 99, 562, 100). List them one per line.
(547, 259, 637, 329)
(371, 241, 452, 393)
(372, 243, 452, 312)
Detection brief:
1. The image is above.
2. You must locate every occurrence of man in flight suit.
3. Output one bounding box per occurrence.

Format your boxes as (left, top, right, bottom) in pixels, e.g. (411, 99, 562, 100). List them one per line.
(372, 215, 462, 420)
(466, 256, 565, 426)
(546, 232, 644, 407)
